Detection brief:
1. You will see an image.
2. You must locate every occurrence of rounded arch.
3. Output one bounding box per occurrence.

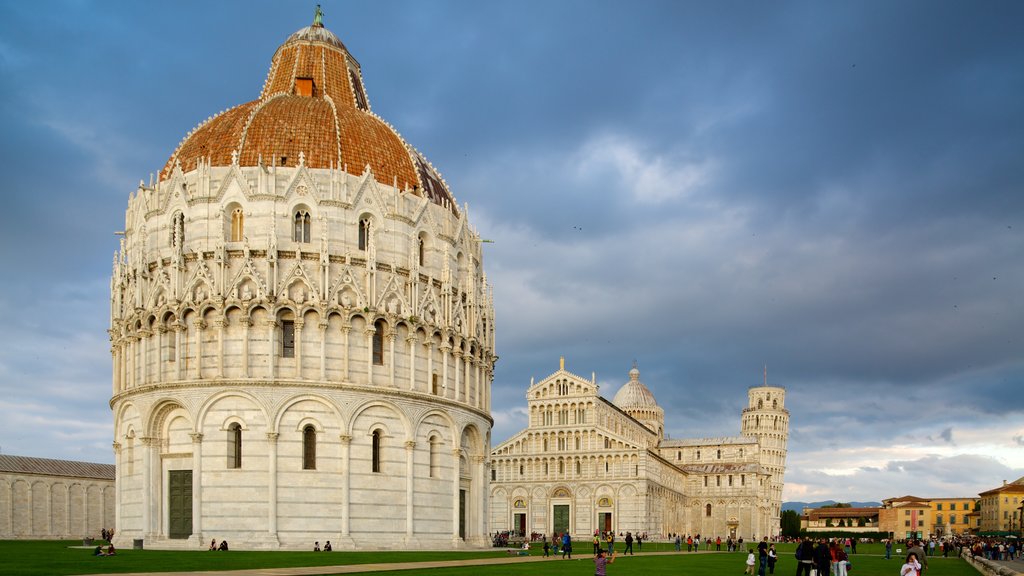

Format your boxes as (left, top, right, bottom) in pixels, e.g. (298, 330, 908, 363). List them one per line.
(196, 389, 271, 429)
(413, 409, 456, 444)
(146, 399, 191, 439)
(347, 398, 411, 438)
(273, 393, 345, 434)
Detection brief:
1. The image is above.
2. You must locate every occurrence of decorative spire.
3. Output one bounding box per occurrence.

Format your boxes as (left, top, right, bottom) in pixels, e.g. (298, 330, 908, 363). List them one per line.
(313, 4, 324, 27)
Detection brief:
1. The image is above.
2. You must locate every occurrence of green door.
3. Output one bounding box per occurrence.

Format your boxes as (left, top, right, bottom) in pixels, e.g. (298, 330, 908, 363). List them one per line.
(553, 504, 570, 535)
(168, 470, 193, 539)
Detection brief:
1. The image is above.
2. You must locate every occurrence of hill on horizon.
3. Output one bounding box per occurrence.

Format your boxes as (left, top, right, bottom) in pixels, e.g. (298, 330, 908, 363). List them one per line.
(783, 500, 882, 513)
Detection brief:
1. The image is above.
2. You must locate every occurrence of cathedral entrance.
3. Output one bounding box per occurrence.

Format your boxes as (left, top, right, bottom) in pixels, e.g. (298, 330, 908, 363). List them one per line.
(168, 470, 192, 539)
(598, 512, 613, 533)
(514, 513, 527, 536)
(552, 504, 570, 535)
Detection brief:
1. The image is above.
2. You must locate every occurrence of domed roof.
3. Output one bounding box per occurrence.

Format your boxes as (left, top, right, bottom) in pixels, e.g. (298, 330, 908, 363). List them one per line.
(612, 365, 660, 409)
(162, 9, 456, 213)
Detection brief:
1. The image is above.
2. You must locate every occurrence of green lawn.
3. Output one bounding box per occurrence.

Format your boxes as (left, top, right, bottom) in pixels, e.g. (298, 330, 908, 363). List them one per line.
(0, 540, 979, 576)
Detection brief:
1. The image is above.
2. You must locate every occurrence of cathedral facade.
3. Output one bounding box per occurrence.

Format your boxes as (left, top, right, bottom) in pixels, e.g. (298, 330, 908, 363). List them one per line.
(109, 14, 495, 550)
(489, 360, 788, 540)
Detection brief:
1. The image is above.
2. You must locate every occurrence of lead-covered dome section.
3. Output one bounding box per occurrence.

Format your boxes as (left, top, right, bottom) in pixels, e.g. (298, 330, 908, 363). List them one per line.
(613, 366, 661, 409)
(161, 19, 456, 212)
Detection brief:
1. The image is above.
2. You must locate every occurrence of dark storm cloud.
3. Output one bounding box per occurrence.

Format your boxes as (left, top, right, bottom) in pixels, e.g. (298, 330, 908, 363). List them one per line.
(0, 1, 1021, 502)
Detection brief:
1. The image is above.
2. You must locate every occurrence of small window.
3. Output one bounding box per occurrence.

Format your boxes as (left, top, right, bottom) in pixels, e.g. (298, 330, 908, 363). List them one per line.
(295, 77, 315, 97)
(371, 430, 382, 473)
(717, 449, 721, 459)
(431, 374, 439, 395)
(227, 423, 242, 469)
(293, 211, 311, 243)
(491, 469, 496, 481)
(706, 503, 712, 517)
(716, 475, 721, 486)
(372, 320, 384, 365)
(696, 450, 700, 460)
(358, 219, 370, 251)
(281, 320, 295, 358)
(418, 236, 425, 266)
(704, 476, 708, 487)
(728, 475, 733, 486)
(303, 425, 316, 470)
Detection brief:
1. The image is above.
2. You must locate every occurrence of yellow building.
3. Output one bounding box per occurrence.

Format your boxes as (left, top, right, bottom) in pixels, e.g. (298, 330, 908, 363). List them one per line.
(929, 498, 979, 537)
(978, 477, 1024, 534)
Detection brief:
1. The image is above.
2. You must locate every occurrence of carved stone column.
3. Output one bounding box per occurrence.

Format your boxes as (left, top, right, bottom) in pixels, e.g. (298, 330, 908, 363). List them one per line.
(139, 329, 152, 386)
(405, 440, 416, 537)
(266, 319, 278, 380)
(440, 343, 451, 399)
(174, 323, 184, 380)
(140, 437, 155, 537)
(364, 328, 376, 385)
(195, 319, 207, 379)
(112, 441, 122, 538)
(406, 333, 419, 391)
(340, 325, 351, 381)
(190, 433, 204, 539)
(266, 432, 279, 537)
(451, 447, 461, 542)
(240, 317, 251, 378)
(294, 318, 305, 379)
(339, 434, 351, 536)
(211, 319, 224, 378)
(452, 348, 463, 403)
(155, 325, 167, 384)
(386, 328, 396, 388)
(318, 322, 329, 380)
(423, 340, 434, 394)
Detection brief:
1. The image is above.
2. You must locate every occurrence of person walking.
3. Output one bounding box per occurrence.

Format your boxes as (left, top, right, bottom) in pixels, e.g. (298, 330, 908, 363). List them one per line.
(758, 537, 769, 576)
(593, 549, 615, 576)
(624, 532, 634, 555)
(562, 532, 573, 559)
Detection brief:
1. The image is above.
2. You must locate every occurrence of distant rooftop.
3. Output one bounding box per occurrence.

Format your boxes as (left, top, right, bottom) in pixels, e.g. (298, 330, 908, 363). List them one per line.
(0, 454, 114, 481)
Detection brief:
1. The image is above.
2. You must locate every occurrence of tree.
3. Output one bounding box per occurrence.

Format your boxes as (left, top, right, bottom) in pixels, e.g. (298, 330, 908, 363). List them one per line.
(781, 510, 801, 538)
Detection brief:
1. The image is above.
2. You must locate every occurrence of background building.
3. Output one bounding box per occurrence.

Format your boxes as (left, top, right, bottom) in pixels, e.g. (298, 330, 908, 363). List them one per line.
(879, 496, 931, 539)
(0, 455, 114, 540)
(109, 13, 495, 550)
(929, 497, 979, 537)
(801, 506, 880, 534)
(978, 477, 1024, 535)
(489, 359, 788, 539)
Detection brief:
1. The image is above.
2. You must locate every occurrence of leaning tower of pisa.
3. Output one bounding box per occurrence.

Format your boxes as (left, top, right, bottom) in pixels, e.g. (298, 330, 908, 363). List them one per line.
(740, 383, 789, 535)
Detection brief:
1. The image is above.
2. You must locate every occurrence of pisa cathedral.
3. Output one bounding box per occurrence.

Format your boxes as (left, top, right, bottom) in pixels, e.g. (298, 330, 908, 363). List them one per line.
(490, 359, 789, 540)
(109, 12, 495, 550)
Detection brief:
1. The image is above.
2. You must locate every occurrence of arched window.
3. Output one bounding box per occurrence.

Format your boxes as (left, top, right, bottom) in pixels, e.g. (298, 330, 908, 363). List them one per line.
(429, 435, 439, 478)
(706, 503, 712, 517)
(293, 210, 311, 243)
(281, 319, 295, 358)
(418, 235, 425, 266)
(758, 399, 763, 409)
(371, 430, 382, 473)
(372, 320, 385, 365)
(227, 423, 242, 469)
(170, 212, 185, 247)
(358, 218, 370, 251)
(230, 207, 244, 242)
(303, 425, 316, 470)
(772, 399, 778, 409)
(696, 450, 701, 460)
(717, 449, 721, 459)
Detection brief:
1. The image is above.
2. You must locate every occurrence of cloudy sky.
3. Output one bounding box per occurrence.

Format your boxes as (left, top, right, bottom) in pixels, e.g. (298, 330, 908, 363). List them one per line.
(1, 1, 1022, 503)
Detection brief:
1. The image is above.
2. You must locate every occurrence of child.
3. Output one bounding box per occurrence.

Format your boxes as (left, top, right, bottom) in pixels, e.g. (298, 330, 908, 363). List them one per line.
(594, 549, 616, 576)
(901, 552, 922, 576)
(746, 548, 757, 575)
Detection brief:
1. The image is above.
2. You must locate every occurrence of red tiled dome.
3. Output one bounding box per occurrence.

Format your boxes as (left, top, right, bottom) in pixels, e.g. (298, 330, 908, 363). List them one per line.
(162, 20, 455, 211)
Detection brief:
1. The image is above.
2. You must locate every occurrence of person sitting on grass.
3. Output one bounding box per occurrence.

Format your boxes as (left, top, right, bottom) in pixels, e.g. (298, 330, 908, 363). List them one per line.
(105, 544, 116, 556)
(93, 545, 104, 556)
(218, 540, 229, 551)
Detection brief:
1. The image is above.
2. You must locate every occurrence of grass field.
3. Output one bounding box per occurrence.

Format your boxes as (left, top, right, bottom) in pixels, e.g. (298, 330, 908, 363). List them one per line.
(1, 540, 980, 576)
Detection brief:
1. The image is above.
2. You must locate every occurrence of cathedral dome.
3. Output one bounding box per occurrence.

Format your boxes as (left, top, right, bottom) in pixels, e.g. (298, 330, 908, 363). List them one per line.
(613, 365, 660, 409)
(161, 15, 456, 212)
